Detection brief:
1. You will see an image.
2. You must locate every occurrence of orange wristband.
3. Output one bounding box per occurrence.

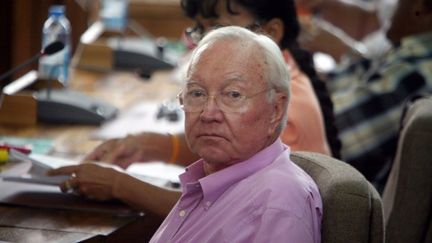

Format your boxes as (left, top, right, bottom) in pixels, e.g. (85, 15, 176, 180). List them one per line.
(169, 133, 179, 164)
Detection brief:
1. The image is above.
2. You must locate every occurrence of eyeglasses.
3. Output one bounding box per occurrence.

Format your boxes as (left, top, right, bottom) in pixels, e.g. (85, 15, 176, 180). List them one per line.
(178, 87, 273, 113)
(185, 21, 263, 45)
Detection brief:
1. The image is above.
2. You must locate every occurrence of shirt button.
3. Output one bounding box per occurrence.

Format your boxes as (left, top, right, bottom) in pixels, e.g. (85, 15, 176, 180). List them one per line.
(179, 210, 186, 217)
(206, 201, 211, 207)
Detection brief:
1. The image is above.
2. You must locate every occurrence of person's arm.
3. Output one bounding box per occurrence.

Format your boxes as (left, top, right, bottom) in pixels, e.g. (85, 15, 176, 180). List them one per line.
(47, 163, 181, 217)
(85, 132, 200, 168)
(297, 0, 380, 40)
(297, 0, 381, 61)
(300, 17, 368, 61)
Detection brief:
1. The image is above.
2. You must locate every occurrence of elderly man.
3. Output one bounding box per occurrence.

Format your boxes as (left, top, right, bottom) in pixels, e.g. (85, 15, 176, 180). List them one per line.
(150, 26, 322, 242)
(49, 26, 322, 242)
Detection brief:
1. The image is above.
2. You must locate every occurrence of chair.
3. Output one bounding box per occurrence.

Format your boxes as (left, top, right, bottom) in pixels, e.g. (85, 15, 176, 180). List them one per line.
(291, 152, 384, 243)
(382, 96, 432, 243)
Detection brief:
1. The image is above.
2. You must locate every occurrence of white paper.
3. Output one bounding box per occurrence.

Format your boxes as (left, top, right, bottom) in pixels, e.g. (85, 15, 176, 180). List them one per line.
(1, 151, 184, 188)
(0, 150, 75, 186)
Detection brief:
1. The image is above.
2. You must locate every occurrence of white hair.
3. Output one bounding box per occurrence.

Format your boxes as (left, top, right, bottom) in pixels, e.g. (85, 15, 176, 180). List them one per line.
(187, 26, 291, 133)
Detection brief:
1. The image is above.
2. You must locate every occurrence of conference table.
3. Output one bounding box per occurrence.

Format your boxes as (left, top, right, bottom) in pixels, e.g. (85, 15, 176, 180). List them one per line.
(0, 68, 182, 242)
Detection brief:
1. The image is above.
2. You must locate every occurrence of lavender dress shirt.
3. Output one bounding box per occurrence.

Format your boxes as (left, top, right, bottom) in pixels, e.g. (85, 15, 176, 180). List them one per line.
(150, 139, 322, 243)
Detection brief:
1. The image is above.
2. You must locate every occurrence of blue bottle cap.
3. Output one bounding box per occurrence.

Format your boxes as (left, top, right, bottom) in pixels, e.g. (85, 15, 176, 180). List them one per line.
(49, 5, 65, 17)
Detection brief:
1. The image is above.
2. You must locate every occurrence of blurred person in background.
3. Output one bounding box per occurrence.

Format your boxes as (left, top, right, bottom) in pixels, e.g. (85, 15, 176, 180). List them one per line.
(297, 0, 398, 64)
(325, 0, 432, 190)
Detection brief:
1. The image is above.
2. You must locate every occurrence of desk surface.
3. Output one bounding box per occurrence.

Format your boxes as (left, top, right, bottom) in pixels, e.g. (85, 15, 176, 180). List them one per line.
(0, 69, 181, 156)
(0, 68, 178, 242)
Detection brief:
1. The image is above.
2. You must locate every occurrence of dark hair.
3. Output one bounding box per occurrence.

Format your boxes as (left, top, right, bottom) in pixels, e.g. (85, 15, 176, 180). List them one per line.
(181, 0, 342, 158)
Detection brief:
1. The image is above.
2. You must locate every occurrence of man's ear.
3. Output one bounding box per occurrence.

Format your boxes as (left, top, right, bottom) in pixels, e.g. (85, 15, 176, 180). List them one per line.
(269, 92, 288, 134)
(262, 18, 284, 45)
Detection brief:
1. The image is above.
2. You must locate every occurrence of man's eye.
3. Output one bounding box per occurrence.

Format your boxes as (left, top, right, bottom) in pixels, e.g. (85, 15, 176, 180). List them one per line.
(187, 90, 206, 98)
(226, 91, 243, 99)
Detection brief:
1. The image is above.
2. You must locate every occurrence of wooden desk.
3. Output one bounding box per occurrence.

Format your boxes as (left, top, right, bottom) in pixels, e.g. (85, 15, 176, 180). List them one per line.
(0, 69, 182, 156)
(0, 68, 180, 242)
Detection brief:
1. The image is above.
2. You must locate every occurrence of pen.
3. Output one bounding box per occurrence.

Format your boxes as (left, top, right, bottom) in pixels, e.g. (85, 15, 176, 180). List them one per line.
(0, 144, 32, 154)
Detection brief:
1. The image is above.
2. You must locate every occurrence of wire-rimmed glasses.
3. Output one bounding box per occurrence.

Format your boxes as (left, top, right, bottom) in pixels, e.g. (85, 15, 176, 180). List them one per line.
(178, 87, 273, 113)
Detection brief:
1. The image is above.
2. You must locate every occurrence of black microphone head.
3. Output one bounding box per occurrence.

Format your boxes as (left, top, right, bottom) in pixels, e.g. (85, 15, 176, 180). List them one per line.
(43, 41, 65, 55)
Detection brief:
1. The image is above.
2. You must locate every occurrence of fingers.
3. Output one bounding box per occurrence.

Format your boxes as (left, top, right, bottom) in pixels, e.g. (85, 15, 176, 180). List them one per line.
(114, 152, 144, 169)
(60, 177, 111, 201)
(46, 165, 79, 176)
(56, 163, 117, 201)
(102, 143, 127, 163)
(84, 139, 119, 162)
(60, 176, 77, 193)
(83, 139, 130, 165)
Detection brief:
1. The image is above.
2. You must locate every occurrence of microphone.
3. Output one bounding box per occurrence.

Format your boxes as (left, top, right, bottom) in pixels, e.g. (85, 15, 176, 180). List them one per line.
(0, 40, 118, 125)
(0, 41, 65, 82)
(41, 41, 65, 56)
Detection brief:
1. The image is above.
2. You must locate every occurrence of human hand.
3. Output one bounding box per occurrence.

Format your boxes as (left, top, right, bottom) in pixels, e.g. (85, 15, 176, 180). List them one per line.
(47, 163, 124, 201)
(84, 133, 171, 169)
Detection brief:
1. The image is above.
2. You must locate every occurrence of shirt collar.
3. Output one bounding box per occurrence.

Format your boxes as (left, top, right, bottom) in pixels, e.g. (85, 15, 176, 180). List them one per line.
(179, 139, 287, 205)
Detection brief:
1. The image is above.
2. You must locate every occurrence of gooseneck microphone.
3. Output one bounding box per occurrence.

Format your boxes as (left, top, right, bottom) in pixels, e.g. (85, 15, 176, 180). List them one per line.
(0, 41, 65, 82)
(41, 41, 65, 56)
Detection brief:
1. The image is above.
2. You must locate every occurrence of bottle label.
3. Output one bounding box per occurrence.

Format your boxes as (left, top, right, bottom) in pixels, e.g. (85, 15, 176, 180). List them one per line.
(39, 11, 71, 85)
(38, 46, 70, 83)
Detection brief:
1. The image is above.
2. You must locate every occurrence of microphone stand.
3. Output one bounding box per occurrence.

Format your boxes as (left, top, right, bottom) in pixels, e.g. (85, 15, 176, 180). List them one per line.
(0, 41, 64, 85)
(0, 41, 64, 107)
(0, 54, 42, 82)
(0, 53, 41, 107)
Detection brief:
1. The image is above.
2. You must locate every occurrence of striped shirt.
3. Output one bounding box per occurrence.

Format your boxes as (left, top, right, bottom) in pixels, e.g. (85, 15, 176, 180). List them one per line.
(329, 31, 432, 183)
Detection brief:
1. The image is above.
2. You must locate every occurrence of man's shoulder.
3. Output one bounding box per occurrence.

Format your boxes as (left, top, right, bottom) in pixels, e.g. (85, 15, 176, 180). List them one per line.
(240, 157, 319, 208)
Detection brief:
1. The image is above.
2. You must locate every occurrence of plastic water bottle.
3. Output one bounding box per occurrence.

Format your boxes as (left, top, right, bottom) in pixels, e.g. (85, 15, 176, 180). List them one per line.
(99, 0, 128, 31)
(38, 5, 71, 86)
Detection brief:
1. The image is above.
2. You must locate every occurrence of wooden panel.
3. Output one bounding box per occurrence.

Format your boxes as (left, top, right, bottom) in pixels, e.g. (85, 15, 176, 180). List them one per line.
(72, 42, 114, 71)
(0, 1, 12, 76)
(12, 0, 56, 80)
(0, 93, 37, 126)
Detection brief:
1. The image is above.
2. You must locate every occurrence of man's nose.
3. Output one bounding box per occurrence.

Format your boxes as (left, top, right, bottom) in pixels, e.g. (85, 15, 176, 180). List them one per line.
(203, 95, 221, 111)
(200, 95, 223, 120)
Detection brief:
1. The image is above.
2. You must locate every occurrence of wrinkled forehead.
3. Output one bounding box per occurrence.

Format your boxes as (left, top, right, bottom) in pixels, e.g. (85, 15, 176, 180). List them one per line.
(186, 38, 267, 88)
(192, 37, 263, 66)
(190, 38, 265, 72)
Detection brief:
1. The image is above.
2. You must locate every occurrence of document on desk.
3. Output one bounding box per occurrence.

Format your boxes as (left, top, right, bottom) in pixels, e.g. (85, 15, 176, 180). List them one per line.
(0, 151, 183, 216)
(1, 149, 183, 188)
(0, 149, 75, 186)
